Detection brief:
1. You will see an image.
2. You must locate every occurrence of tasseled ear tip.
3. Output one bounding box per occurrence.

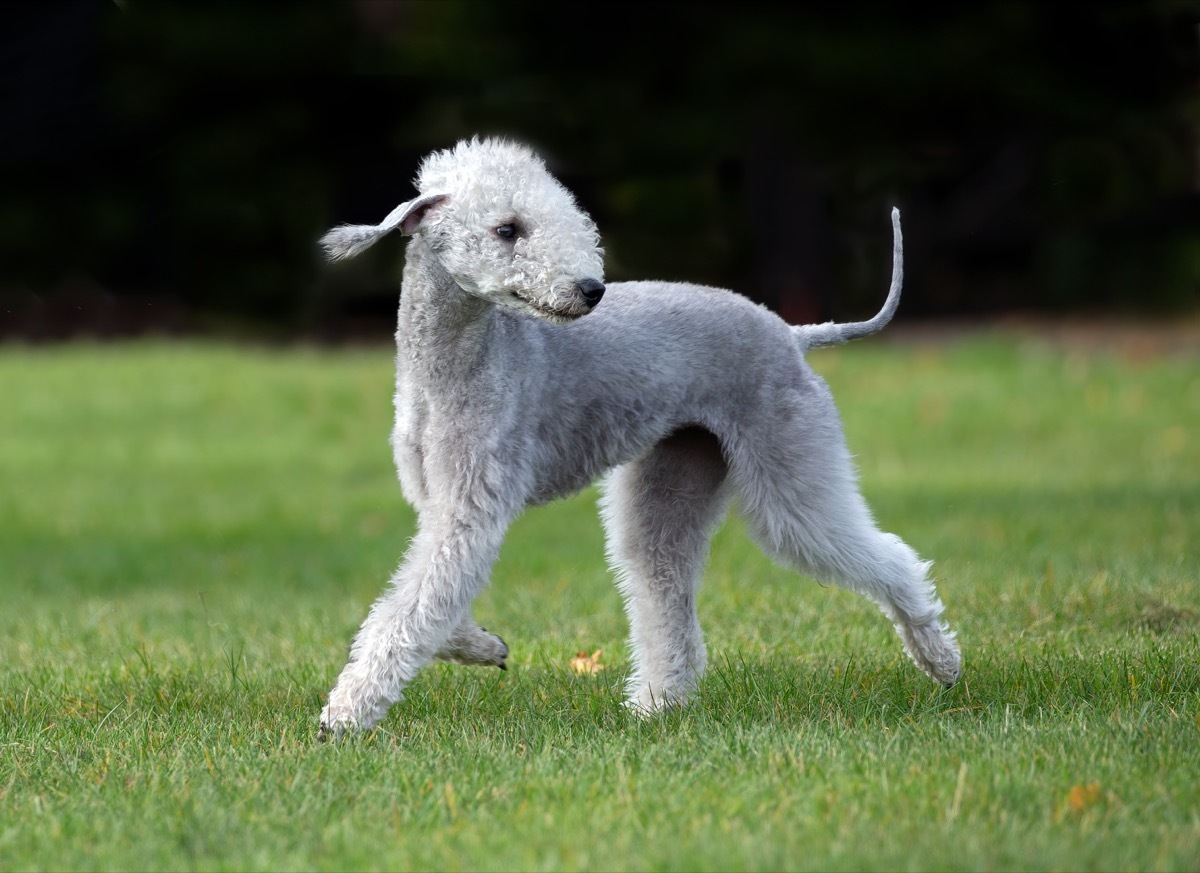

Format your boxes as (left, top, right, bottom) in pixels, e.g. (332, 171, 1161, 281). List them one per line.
(318, 227, 352, 262)
(319, 224, 380, 262)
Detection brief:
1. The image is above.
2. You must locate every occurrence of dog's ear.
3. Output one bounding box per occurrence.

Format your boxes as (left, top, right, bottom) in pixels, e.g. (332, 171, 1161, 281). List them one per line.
(319, 192, 450, 262)
(391, 192, 449, 236)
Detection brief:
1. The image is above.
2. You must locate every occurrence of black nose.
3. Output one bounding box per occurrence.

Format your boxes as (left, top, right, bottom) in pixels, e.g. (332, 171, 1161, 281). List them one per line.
(578, 278, 605, 307)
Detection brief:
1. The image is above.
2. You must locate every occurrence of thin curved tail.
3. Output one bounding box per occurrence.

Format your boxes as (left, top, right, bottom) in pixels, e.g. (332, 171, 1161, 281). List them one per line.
(793, 207, 903, 351)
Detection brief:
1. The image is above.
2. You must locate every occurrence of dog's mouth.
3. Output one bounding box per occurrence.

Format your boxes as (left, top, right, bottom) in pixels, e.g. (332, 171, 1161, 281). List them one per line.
(507, 290, 586, 324)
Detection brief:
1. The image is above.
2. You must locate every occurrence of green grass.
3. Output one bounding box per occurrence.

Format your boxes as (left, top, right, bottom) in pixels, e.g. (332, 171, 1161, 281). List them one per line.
(1, 336, 1197, 872)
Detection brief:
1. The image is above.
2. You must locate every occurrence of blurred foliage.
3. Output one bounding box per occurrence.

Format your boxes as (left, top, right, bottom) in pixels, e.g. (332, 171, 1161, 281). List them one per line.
(0, 0, 1197, 339)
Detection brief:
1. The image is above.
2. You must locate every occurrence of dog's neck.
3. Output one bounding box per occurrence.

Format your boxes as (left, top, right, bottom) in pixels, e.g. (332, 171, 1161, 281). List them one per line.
(396, 237, 496, 377)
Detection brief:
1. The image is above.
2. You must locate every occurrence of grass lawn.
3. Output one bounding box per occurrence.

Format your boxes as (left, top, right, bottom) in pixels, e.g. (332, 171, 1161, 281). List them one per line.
(1, 335, 1197, 871)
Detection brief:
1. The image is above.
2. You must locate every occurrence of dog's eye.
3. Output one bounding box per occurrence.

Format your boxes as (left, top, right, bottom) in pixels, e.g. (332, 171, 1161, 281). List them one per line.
(495, 223, 517, 240)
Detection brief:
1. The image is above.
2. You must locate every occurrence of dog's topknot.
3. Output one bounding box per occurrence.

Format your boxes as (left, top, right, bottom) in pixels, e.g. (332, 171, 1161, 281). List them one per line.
(416, 136, 545, 195)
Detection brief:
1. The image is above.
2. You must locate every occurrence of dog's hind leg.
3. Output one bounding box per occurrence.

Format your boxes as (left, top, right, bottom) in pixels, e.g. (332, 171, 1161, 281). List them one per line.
(600, 427, 732, 713)
(732, 392, 961, 687)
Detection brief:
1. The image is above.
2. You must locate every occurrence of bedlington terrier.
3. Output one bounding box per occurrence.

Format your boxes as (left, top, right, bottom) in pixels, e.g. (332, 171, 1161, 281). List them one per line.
(316, 137, 960, 739)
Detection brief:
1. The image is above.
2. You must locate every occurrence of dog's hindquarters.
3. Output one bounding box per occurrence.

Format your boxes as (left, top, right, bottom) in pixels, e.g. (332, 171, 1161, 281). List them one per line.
(726, 380, 961, 687)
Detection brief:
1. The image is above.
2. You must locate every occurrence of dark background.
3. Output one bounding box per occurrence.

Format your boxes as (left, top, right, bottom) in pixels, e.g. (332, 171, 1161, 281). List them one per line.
(2, 0, 1197, 341)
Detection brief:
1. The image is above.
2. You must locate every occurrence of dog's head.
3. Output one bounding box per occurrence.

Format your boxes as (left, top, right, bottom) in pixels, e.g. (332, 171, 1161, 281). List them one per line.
(321, 137, 606, 324)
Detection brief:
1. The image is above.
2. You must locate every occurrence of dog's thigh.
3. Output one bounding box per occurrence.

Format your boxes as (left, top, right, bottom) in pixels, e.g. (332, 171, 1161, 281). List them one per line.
(600, 427, 731, 712)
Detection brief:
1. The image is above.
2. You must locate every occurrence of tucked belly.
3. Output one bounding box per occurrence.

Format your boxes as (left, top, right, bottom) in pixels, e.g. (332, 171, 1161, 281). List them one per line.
(523, 394, 685, 506)
(526, 467, 599, 506)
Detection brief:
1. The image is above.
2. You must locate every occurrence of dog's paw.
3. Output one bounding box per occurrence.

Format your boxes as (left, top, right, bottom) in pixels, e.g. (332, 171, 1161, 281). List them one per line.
(437, 625, 509, 670)
(624, 683, 692, 717)
(476, 627, 509, 670)
(318, 681, 391, 742)
(900, 621, 962, 688)
(318, 703, 388, 742)
(317, 704, 354, 743)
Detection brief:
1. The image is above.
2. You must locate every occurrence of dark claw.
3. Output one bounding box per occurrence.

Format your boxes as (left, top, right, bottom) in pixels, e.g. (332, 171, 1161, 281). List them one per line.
(498, 662, 507, 671)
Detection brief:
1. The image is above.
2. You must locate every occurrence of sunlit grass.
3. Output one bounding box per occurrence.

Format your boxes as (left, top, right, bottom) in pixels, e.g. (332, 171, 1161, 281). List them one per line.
(1, 337, 1197, 871)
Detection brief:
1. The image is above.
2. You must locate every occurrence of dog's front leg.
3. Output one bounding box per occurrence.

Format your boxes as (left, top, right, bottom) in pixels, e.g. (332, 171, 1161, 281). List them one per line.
(319, 510, 509, 740)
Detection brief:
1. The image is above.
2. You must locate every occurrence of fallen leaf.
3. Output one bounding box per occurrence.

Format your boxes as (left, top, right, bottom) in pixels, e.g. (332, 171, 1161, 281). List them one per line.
(1066, 782, 1102, 813)
(569, 649, 605, 675)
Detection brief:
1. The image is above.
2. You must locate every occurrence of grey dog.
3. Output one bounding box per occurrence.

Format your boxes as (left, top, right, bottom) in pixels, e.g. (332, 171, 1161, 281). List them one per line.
(316, 137, 960, 739)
